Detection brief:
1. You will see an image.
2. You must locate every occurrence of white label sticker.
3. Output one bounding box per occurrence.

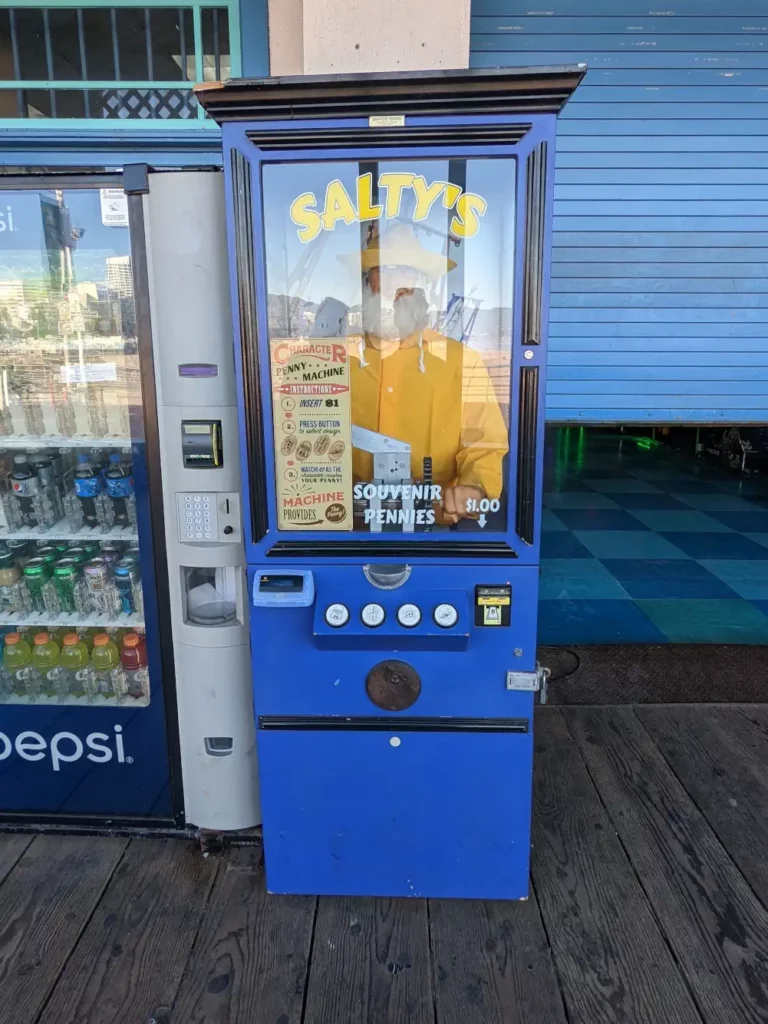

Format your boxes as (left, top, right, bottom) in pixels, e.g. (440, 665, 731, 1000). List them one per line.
(99, 188, 129, 227)
(60, 362, 118, 384)
(368, 114, 405, 127)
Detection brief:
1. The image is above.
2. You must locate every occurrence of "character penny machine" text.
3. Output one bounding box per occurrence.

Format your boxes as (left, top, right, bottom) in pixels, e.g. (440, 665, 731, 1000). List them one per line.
(198, 65, 584, 898)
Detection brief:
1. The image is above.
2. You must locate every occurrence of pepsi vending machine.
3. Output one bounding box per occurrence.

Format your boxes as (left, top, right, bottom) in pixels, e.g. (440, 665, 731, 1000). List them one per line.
(0, 171, 260, 831)
(200, 65, 583, 896)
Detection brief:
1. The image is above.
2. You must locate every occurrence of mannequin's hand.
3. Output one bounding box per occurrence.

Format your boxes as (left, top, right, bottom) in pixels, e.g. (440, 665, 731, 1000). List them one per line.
(442, 485, 485, 523)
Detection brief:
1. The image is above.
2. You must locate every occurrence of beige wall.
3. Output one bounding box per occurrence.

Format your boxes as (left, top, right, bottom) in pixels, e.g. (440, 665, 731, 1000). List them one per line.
(269, 0, 470, 77)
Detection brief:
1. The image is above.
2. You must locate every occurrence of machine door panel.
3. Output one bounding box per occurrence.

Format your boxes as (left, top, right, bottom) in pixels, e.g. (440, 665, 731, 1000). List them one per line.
(258, 726, 532, 899)
(250, 563, 538, 719)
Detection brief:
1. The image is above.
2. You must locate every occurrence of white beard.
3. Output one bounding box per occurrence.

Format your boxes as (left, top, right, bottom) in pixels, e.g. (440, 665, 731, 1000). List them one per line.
(361, 282, 430, 339)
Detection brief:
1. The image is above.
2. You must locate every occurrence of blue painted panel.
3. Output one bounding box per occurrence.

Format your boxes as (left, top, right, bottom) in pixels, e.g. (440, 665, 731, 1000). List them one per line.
(549, 322, 768, 336)
(553, 262, 768, 275)
(549, 351, 768, 364)
(557, 120, 768, 136)
(557, 153, 768, 168)
(471, 3, 768, 423)
(472, 51, 768, 68)
(557, 173, 768, 186)
(473, 1, 767, 15)
(471, 15, 768, 33)
(555, 217, 768, 230)
(472, 34, 768, 51)
(552, 278, 768, 293)
(553, 231, 768, 246)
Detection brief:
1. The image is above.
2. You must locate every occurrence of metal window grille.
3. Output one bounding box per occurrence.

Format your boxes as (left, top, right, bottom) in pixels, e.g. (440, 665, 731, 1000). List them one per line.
(0, 2, 240, 125)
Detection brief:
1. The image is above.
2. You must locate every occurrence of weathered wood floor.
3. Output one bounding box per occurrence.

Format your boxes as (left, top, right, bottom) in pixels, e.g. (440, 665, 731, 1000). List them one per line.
(3, 705, 768, 1024)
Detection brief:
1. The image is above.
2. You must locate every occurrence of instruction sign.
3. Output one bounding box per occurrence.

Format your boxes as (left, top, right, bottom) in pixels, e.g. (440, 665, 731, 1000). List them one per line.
(99, 188, 129, 227)
(270, 339, 353, 531)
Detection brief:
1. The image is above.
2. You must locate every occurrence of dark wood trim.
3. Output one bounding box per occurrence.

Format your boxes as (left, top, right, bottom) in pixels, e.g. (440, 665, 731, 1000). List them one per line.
(196, 65, 585, 123)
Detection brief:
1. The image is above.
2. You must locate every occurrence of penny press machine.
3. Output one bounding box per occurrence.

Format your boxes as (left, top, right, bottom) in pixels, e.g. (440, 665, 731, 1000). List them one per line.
(197, 65, 583, 898)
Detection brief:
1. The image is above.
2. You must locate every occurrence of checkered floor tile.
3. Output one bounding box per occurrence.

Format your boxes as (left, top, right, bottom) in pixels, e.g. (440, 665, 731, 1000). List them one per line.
(539, 431, 768, 645)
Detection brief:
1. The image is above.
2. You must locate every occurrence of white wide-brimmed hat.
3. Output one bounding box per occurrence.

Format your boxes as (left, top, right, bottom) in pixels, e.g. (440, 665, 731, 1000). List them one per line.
(338, 222, 456, 281)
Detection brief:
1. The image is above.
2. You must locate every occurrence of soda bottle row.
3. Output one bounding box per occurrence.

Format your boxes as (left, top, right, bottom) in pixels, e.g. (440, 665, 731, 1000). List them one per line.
(0, 627, 149, 704)
(0, 447, 136, 533)
(0, 538, 143, 619)
(0, 364, 131, 441)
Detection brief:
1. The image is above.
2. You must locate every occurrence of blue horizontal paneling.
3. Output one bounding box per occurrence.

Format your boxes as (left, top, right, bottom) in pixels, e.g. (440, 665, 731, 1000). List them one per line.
(471, 2, 768, 424)
(554, 250, 768, 263)
(549, 322, 768, 336)
(472, 15, 768, 32)
(472, 51, 768, 69)
(472, 35, 768, 51)
(553, 232, 768, 246)
(557, 153, 768, 168)
(555, 218, 768, 231)
(556, 171, 768, 185)
(474, 1, 767, 12)
(553, 278, 768, 293)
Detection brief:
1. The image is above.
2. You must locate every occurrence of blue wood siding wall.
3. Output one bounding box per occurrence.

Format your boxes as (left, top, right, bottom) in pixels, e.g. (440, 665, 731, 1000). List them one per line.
(471, 1, 768, 423)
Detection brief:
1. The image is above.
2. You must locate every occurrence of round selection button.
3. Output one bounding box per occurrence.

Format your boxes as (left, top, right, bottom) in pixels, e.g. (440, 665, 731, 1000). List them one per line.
(397, 603, 422, 628)
(361, 603, 386, 628)
(324, 603, 350, 628)
(434, 603, 459, 629)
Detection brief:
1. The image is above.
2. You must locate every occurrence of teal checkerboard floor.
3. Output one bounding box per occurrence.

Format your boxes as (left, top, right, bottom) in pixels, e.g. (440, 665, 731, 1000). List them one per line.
(539, 430, 768, 645)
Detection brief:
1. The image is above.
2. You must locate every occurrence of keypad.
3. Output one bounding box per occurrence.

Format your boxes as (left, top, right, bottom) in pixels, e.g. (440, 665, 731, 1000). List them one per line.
(177, 492, 218, 542)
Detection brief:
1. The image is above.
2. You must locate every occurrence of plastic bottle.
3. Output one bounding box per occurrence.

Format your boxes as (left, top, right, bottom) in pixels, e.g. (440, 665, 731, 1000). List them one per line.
(10, 454, 41, 527)
(72, 453, 106, 528)
(59, 632, 90, 702)
(104, 453, 135, 528)
(88, 632, 120, 703)
(0, 551, 26, 614)
(3, 632, 32, 700)
(121, 632, 148, 700)
(30, 632, 59, 701)
(29, 451, 64, 525)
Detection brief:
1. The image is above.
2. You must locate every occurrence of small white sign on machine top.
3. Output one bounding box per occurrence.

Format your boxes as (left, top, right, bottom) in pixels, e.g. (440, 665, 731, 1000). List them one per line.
(396, 603, 421, 628)
(325, 603, 350, 627)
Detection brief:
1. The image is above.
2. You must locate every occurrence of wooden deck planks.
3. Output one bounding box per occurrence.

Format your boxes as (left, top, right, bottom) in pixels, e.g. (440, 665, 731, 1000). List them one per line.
(429, 893, 568, 1024)
(533, 708, 703, 1024)
(637, 705, 768, 905)
(568, 706, 768, 1024)
(303, 897, 432, 1024)
(0, 835, 127, 1024)
(170, 846, 316, 1024)
(0, 706, 767, 1024)
(36, 839, 218, 1024)
(0, 833, 34, 887)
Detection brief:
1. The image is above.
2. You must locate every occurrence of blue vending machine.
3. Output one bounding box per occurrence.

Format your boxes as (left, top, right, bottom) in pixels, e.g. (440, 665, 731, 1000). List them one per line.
(199, 66, 584, 897)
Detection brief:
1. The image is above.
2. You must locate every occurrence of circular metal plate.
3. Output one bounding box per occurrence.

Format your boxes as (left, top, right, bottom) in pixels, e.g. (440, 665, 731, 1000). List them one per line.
(365, 660, 421, 712)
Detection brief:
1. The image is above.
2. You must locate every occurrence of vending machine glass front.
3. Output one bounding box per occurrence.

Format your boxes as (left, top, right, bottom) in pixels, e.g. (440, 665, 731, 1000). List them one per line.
(0, 182, 177, 823)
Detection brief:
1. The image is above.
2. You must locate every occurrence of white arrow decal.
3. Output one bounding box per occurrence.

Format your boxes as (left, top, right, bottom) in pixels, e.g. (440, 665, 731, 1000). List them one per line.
(478, 513, 487, 529)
